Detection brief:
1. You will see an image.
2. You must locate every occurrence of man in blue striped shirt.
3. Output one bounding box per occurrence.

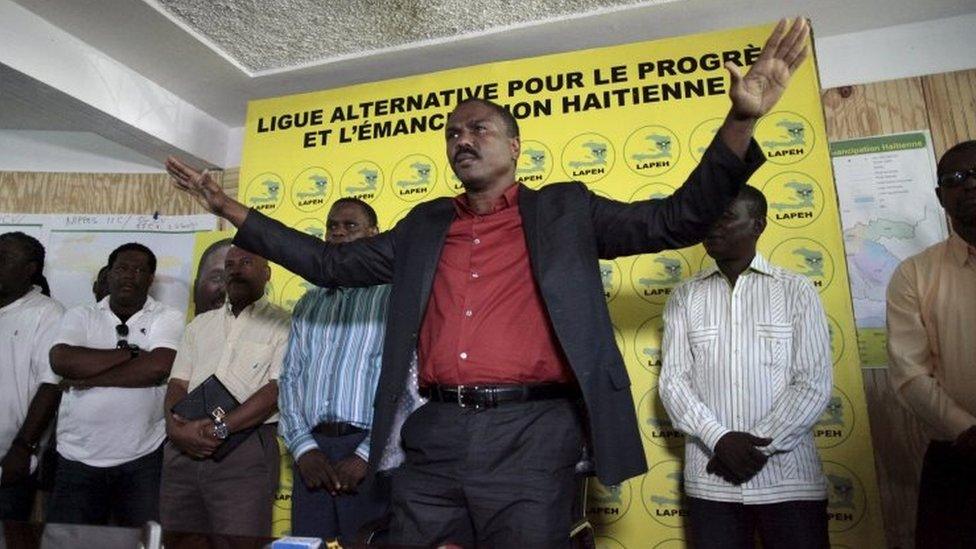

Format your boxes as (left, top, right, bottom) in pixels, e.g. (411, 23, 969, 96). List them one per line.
(278, 198, 392, 542)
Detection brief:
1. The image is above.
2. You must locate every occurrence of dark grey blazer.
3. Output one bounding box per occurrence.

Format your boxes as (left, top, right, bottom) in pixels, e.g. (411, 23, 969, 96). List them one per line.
(235, 138, 763, 485)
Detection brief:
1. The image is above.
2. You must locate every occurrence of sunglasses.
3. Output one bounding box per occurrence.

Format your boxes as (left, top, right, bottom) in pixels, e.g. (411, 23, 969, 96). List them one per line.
(938, 168, 976, 188)
(116, 323, 129, 349)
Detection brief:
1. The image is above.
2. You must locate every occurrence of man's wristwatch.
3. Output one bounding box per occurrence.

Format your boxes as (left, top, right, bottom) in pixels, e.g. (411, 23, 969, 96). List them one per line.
(212, 418, 229, 440)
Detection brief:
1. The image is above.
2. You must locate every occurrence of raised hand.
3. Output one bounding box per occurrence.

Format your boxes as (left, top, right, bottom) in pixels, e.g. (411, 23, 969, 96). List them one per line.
(166, 156, 249, 226)
(727, 18, 810, 121)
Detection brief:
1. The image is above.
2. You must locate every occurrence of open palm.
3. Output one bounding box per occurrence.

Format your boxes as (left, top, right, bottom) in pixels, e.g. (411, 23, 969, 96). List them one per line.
(728, 18, 810, 120)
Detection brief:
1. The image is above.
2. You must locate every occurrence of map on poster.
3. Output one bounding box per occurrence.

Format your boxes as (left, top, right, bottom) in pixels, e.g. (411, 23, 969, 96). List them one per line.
(831, 131, 948, 367)
(0, 213, 217, 314)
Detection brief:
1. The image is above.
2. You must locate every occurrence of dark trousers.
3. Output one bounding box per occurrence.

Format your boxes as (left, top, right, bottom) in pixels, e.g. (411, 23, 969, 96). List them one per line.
(290, 430, 390, 542)
(688, 497, 830, 549)
(45, 445, 163, 527)
(916, 440, 976, 548)
(389, 399, 584, 548)
(0, 474, 36, 521)
(160, 424, 280, 537)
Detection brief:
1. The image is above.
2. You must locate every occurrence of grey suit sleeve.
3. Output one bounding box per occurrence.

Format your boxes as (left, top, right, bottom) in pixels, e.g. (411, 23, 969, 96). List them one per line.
(234, 209, 395, 287)
(590, 136, 765, 258)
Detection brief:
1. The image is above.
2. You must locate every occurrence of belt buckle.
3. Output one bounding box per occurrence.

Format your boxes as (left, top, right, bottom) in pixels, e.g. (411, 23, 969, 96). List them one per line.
(456, 385, 482, 410)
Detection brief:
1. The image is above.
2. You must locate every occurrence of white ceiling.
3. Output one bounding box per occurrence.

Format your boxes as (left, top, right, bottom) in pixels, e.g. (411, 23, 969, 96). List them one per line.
(8, 0, 976, 127)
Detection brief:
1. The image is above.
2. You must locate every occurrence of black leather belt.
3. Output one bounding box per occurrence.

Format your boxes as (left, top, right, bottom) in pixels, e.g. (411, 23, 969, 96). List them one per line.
(312, 422, 365, 437)
(419, 383, 580, 409)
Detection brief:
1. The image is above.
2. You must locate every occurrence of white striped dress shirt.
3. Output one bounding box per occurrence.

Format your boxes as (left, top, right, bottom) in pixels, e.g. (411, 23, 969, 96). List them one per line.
(659, 253, 831, 504)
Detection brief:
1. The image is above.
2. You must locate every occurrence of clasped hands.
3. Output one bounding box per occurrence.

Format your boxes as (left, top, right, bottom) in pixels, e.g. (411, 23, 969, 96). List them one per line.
(707, 431, 773, 485)
(167, 414, 222, 460)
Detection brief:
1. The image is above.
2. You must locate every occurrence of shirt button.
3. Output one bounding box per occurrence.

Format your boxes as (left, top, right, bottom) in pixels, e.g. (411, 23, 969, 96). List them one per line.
(471, 272, 479, 279)
(473, 238, 481, 245)
(465, 310, 473, 317)
(459, 352, 468, 360)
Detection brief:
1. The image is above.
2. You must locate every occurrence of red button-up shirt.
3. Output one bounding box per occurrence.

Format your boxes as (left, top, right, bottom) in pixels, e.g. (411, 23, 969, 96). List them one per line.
(417, 184, 573, 385)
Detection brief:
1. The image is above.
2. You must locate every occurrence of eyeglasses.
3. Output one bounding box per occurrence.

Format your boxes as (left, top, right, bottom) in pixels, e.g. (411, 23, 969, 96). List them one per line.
(115, 323, 129, 349)
(938, 168, 976, 188)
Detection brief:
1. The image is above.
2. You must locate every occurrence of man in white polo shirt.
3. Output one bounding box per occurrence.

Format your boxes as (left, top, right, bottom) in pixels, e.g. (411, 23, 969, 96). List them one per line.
(0, 232, 64, 520)
(47, 243, 183, 526)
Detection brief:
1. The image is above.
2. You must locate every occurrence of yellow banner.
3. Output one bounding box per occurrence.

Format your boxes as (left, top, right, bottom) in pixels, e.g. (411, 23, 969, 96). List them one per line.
(239, 21, 883, 547)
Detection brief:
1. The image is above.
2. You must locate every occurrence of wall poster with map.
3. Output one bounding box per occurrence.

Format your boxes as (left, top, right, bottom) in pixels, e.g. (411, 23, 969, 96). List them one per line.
(831, 131, 948, 368)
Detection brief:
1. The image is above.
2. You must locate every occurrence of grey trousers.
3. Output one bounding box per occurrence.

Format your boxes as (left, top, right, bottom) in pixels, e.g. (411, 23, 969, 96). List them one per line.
(159, 423, 280, 537)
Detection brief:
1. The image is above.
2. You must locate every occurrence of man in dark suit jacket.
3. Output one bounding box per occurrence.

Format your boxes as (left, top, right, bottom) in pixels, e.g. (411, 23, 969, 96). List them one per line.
(168, 18, 810, 546)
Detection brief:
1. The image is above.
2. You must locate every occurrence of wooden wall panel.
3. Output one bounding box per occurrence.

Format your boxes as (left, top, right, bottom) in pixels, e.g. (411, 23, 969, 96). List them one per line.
(0, 171, 216, 215)
(821, 77, 929, 141)
(923, 70, 976, 159)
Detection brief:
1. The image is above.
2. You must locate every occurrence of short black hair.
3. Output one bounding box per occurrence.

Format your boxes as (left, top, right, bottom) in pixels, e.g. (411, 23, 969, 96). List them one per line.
(937, 140, 976, 177)
(451, 98, 520, 139)
(107, 242, 157, 274)
(332, 197, 379, 229)
(736, 185, 768, 220)
(0, 232, 50, 296)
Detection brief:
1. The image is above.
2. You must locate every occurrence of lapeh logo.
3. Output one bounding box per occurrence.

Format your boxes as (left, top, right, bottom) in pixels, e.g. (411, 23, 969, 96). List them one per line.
(823, 461, 866, 532)
(634, 316, 665, 373)
(245, 173, 285, 213)
(295, 218, 326, 240)
(642, 461, 689, 527)
(515, 140, 553, 187)
(625, 126, 680, 176)
(770, 238, 834, 293)
(631, 251, 690, 305)
(341, 161, 384, 202)
(763, 172, 823, 228)
(393, 154, 437, 201)
(291, 167, 333, 212)
(638, 388, 684, 448)
(397, 163, 433, 192)
(815, 386, 854, 449)
(756, 112, 815, 164)
(349, 169, 379, 195)
(586, 479, 631, 525)
(562, 133, 615, 183)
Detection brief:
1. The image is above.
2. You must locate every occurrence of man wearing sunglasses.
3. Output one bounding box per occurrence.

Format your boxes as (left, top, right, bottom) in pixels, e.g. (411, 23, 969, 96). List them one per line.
(47, 243, 184, 527)
(887, 140, 976, 548)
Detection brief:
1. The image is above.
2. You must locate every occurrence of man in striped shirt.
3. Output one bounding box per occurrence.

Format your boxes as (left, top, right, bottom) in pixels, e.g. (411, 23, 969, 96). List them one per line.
(279, 198, 392, 542)
(660, 186, 832, 548)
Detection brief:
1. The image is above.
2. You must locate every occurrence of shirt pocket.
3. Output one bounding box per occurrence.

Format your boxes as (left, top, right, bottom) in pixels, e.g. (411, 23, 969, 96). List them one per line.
(687, 326, 719, 365)
(687, 326, 719, 385)
(228, 341, 275, 392)
(756, 323, 792, 394)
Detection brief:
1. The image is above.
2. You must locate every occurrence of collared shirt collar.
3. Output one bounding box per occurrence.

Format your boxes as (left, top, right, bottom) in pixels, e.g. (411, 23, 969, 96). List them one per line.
(0, 285, 42, 314)
(946, 232, 974, 267)
(97, 294, 158, 313)
(699, 253, 776, 279)
(453, 183, 520, 218)
(223, 295, 269, 318)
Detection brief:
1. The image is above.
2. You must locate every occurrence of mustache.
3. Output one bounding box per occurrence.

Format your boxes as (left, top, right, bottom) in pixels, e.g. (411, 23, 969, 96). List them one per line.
(454, 146, 478, 162)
